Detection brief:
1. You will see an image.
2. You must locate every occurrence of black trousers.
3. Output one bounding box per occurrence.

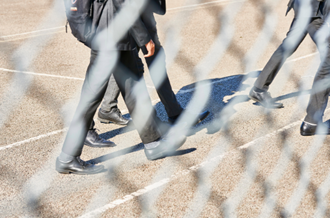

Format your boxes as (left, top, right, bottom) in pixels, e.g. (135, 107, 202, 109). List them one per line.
(62, 49, 162, 157)
(98, 30, 183, 119)
(142, 30, 183, 118)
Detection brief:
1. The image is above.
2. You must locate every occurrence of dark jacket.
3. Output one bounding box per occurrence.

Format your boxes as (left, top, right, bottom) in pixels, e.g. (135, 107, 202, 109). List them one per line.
(92, 0, 152, 51)
(140, 0, 166, 34)
(286, 0, 325, 18)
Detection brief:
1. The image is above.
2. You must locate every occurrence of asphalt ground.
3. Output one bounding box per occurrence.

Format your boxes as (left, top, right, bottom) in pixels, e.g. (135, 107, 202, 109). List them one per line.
(1, 0, 330, 217)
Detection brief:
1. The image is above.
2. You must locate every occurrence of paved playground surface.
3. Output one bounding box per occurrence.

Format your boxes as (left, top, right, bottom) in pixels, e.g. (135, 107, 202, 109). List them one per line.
(1, 0, 330, 217)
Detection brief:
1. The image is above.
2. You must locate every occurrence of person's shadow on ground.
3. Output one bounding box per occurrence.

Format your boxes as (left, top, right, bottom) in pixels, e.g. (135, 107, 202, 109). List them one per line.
(94, 71, 261, 163)
(95, 70, 315, 163)
(100, 71, 259, 140)
(165, 72, 257, 135)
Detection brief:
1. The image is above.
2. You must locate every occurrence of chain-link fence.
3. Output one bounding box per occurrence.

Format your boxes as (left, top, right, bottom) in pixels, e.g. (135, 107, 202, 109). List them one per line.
(1, 0, 330, 217)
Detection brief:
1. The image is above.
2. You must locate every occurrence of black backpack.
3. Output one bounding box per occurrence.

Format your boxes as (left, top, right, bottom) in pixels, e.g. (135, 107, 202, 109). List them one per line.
(63, 0, 107, 48)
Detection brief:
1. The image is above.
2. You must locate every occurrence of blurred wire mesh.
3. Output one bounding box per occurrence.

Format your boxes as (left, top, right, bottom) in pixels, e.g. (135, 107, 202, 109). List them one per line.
(1, 0, 330, 217)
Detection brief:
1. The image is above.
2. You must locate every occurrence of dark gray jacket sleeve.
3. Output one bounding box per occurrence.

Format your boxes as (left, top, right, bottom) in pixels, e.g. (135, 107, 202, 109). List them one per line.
(113, 0, 151, 47)
(129, 18, 151, 47)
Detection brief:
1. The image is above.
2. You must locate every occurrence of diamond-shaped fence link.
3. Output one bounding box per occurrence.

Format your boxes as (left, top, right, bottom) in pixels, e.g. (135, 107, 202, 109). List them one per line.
(1, 0, 330, 217)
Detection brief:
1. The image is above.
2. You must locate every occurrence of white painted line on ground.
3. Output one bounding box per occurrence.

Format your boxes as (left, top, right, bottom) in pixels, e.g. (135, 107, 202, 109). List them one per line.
(0, 68, 159, 89)
(239, 120, 302, 150)
(0, 26, 64, 39)
(79, 119, 302, 218)
(167, 0, 244, 11)
(0, 128, 68, 151)
(0, 30, 64, 43)
(0, 68, 84, 81)
(286, 52, 318, 63)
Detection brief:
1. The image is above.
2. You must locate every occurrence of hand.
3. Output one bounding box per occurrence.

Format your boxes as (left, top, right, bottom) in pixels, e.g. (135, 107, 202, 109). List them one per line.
(144, 39, 155, 57)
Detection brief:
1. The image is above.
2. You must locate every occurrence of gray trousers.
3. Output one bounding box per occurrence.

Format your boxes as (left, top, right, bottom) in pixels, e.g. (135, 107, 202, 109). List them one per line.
(100, 31, 183, 118)
(305, 18, 330, 124)
(100, 74, 120, 112)
(253, 16, 330, 124)
(254, 17, 323, 91)
(62, 49, 162, 157)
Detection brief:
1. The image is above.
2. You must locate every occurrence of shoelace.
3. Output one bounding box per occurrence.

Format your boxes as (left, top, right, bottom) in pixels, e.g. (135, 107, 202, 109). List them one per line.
(90, 128, 106, 142)
(76, 156, 88, 167)
(90, 128, 99, 138)
(112, 108, 122, 116)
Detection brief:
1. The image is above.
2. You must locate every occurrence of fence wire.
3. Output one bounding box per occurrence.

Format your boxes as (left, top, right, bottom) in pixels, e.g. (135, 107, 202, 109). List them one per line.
(1, 0, 330, 217)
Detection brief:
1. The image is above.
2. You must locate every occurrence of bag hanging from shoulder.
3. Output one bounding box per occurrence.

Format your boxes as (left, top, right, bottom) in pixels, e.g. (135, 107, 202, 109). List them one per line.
(63, 0, 107, 48)
(153, 0, 166, 15)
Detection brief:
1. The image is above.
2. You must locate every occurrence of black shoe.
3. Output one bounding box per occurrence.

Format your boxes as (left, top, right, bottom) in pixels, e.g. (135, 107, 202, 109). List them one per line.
(300, 121, 330, 136)
(144, 135, 187, 161)
(168, 110, 210, 125)
(195, 110, 210, 124)
(56, 156, 104, 175)
(249, 89, 284, 108)
(84, 128, 116, 148)
(97, 108, 131, 125)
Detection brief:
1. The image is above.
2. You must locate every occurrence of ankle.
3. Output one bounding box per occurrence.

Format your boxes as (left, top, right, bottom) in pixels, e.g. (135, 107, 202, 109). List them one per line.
(58, 152, 75, 163)
(253, 87, 267, 93)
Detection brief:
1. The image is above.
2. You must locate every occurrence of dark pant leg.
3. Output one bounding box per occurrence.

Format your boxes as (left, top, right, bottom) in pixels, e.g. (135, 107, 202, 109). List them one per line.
(145, 40, 183, 118)
(304, 18, 330, 123)
(254, 18, 308, 91)
(89, 120, 95, 130)
(62, 50, 117, 157)
(304, 66, 330, 124)
(100, 74, 121, 112)
(113, 49, 162, 144)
